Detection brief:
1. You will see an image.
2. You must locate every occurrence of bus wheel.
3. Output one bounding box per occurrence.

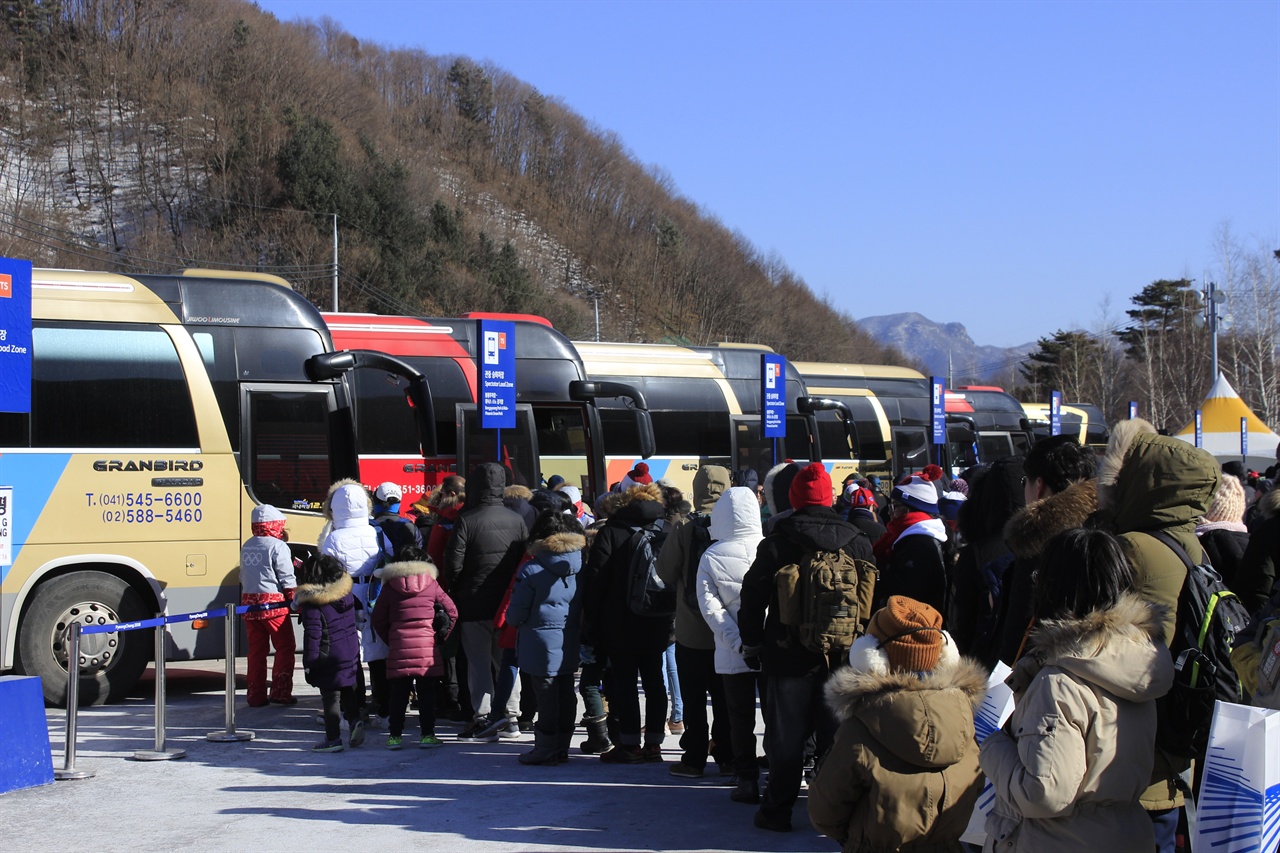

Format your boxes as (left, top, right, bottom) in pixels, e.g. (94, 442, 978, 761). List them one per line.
(17, 572, 151, 707)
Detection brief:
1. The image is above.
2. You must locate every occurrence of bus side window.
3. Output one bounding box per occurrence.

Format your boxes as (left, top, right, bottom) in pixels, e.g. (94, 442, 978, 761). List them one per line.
(32, 323, 199, 449)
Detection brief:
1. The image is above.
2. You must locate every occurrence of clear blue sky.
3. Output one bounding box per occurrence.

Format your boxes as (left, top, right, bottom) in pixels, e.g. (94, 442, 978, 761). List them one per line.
(256, 0, 1279, 348)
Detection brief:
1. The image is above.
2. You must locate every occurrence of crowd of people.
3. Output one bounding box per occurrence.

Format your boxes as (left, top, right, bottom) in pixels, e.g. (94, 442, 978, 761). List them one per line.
(236, 434, 1280, 851)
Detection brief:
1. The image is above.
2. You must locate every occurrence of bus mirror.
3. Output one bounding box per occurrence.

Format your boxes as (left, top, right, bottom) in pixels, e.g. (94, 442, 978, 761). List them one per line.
(636, 411, 656, 460)
(307, 349, 439, 459)
(569, 380, 649, 411)
(305, 351, 357, 380)
(798, 396, 852, 423)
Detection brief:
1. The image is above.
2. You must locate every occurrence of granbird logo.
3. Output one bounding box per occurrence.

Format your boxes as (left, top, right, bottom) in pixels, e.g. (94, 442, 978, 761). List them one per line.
(93, 459, 204, 472)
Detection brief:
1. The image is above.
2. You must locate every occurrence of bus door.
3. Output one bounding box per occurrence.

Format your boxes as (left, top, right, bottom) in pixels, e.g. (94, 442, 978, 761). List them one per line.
(531, 403, 597, 497)
(241, 383, 348, 515)
(457, 404, 541, 490)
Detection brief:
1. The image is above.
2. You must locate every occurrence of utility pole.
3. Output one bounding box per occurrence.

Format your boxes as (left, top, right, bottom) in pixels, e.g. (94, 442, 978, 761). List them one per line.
(332, 213, 339, 312)
(1202, 280, 1228, 380)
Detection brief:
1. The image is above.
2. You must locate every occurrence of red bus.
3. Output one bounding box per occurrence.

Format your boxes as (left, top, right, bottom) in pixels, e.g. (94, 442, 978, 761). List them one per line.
(323, 312, 652, 505)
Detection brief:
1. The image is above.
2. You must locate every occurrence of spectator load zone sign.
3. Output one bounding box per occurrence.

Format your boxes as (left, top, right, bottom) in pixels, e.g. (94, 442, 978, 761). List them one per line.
(0, 257, 32, 414)
(479, 319, 516, 430)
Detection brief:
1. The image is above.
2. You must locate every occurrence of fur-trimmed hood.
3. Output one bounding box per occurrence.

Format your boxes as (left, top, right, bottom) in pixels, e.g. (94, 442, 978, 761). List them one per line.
(1097, 419, 1219, 533)
(528, 530, 586, 558)
(526, 530, 585, 579)
(328, 481, 374, 529)
(1024, 593, 1172, 703)
(294, 572, 354, 608)
(601, 482, 665, 527)
(1260, 488, 1280, 520)
(505, 484, 533, 501)
(825, 636, 989, 769)
(1004, 478, 1097, 559)
(321, 478, 364, 523)
(375, 559, 439, 581)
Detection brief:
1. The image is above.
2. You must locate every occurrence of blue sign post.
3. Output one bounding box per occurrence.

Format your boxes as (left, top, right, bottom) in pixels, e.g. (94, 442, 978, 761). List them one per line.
(761, 354, 786, 439)
(1194, 410, 1203, 448)
(0, 258, 33, 415)
(1241, 417, 1248, 462)
(478, 320, 516, 430)
(1128, 401, 1138, 420)
(936, 373, 947, 461)
(1050, 391, 1062, 437)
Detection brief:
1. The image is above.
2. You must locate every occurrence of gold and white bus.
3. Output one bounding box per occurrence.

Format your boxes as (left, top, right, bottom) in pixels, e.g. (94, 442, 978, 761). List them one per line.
(793, 362, 938, 481)
(573, 341, 819, 496)
(0, 268, 426, 705)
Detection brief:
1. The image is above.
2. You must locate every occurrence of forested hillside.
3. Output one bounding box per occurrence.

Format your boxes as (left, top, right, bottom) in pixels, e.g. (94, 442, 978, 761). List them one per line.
(0, 0, 907, 363)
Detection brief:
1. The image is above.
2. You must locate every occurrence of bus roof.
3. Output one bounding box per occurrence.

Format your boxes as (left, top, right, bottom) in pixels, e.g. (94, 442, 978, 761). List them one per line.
(573, 341, 726, 379)
(326, 313, 581, 363)
(792, 361, 927, 381)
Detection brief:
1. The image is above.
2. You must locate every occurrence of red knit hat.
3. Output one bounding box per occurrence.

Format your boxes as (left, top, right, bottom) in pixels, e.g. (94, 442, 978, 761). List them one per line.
(789, 462, 833, 509)
(628, 462, 653, 485)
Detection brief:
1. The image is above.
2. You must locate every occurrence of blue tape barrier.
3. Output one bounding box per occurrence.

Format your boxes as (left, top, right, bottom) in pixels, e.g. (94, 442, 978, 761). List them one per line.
(79, 602, 290, 635)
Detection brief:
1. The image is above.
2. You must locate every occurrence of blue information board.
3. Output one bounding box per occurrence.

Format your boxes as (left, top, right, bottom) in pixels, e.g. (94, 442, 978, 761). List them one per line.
(1128, 401, 1138, 420)
(1194, 410, 1203, 448)
(478, 320, 516, 430)
(1050, 391, 1062, 437)
(1241, 417, 1248, 458)
(931, 377, 945, 445)
(761, 354, 786, 439)
(0, 258, 33, 414)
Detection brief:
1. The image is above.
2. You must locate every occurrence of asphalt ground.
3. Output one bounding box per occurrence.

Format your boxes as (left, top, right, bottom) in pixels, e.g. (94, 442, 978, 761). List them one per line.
(2, 658, 838, 853)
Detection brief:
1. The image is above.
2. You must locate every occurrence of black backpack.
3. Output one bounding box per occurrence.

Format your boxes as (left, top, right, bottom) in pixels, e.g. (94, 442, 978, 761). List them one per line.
(1149, 530, 1251, 760)
(682, 514, 714, 610)
(625, 520, 674, 617)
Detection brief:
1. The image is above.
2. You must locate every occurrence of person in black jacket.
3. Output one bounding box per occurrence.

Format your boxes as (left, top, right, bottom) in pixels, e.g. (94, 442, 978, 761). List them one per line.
(871, 471, 950, 615)
(372, 482, 424, 558)
(581, 481, 672, 764)
(1196, 473, 1251, 592)
(738, 462, 874, 833)
(443, 462, 529, 740)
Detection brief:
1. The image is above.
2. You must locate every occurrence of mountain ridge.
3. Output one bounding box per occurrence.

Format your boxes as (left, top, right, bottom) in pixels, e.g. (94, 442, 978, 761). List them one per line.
(858, 312, 1035, 385)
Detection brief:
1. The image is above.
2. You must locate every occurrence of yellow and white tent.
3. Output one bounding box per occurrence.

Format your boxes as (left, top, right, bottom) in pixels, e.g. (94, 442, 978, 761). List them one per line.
(1175, 373, 1280, 465)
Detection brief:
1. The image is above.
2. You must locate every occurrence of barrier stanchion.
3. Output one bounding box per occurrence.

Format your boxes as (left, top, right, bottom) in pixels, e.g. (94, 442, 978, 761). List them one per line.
(208, 604, 253, 743)
(133, 615, 186, 761)
(54, 622, 95, 781)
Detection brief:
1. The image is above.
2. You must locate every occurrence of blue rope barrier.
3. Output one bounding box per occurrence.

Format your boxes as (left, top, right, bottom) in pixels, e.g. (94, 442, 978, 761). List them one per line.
(79, 602, 291, 635)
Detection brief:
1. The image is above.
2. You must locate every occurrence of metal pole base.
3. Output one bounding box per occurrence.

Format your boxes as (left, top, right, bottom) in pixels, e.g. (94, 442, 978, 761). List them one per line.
(132, 748, 186, 761)
(206, 730, 254, 742)
(54, 768, 97, 780)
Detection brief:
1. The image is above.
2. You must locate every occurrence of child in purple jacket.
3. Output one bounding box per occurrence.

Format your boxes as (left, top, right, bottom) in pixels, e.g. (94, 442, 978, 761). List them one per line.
(295, 554, 365, 752)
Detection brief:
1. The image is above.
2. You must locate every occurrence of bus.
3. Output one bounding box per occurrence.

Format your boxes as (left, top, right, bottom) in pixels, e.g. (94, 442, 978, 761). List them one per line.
(1022, 401, 1110, 451)
(572, 341, 821, 495)
(792, 362, 943, 482)
(323, 312, 653, 504)
(945, 385, 1034, 469)
(0, 268, 429, 705)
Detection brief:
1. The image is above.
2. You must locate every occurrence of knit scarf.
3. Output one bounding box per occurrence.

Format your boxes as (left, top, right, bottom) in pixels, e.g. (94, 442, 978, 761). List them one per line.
(873, 511, 933, 563)
(251, 519, 286, 540)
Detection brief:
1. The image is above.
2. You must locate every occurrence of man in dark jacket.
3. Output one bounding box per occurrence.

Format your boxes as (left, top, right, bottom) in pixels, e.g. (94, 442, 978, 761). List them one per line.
(444, 463, 529, 740)
(582, 482, 672, 763)
(738, 462, 874, 833)
(372, 482, 424, 558)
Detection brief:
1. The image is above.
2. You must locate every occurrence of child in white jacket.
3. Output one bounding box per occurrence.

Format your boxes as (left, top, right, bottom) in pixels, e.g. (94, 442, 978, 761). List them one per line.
(696, 486, 765, 804)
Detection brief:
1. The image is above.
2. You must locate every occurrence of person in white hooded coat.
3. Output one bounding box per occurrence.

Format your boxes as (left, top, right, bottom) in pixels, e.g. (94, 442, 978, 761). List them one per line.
(319, 480, 392, 718)
(696, 486, 766, 804)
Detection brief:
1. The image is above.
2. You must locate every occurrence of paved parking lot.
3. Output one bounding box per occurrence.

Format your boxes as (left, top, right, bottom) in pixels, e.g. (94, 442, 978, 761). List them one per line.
(3, 660, 835, 852)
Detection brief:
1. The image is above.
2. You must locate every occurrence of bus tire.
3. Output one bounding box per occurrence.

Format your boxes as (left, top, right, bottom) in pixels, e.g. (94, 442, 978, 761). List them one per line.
(17, 571, 152, 707)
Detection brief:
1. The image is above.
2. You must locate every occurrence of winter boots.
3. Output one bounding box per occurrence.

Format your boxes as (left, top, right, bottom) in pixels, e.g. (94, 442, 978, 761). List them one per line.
(579, 713, 612, 755)
(518, 730, 560, 765)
